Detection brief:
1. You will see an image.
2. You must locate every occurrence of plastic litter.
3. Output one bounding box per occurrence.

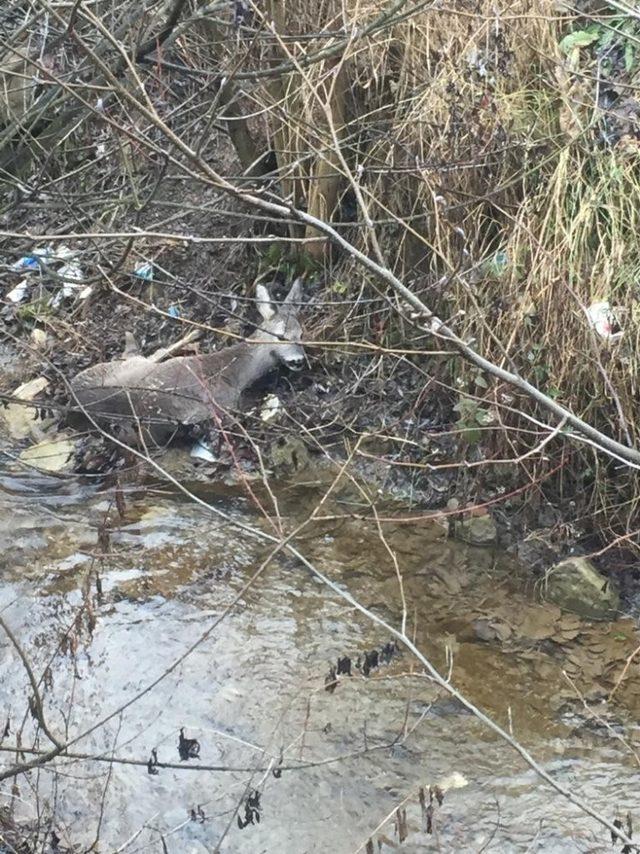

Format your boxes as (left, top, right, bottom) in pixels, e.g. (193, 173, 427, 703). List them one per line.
(9, 245, 83, 308)
(6, 279, 29, 303)
(483, 248, 509, 277)
(49, 244, 76, 262)
(491, 249, 509, 275)
(190, 440, 217, 462)
(260, 394, 281, 422)
(49, 261, 85, 307)
(134, 262, 154, 281)
(12, 255, 40, 272)
(167, 304, 180, 318)
(58, 262, 84, 297)
(14, 245, 76, 269)
(586, 301, 623, 342)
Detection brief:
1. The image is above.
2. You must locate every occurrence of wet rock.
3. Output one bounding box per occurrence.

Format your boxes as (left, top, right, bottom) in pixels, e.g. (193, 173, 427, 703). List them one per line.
(455, 513, 497, 547)
(1, 376, 52, 440)
(19, 435, 77, 473)
(543, 557, 619, 620)
(269, 435, 310, 472)
(517, 530, 560, 572)
(472, 618, 512, 643)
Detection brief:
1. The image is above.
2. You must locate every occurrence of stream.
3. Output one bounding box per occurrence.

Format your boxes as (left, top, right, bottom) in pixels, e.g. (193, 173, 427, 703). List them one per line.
(1, 453, 639, 853)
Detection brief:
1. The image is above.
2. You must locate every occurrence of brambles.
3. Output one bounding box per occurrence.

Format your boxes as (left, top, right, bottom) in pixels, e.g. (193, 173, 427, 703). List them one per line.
(178, 727, 200, 761)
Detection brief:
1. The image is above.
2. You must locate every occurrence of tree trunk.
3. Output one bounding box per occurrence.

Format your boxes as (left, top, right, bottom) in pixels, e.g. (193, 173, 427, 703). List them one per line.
(304, 62, 348, 260)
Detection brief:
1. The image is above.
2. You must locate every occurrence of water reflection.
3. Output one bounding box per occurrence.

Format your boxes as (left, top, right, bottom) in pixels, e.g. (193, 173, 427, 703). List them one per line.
(0, 463, 638, 852)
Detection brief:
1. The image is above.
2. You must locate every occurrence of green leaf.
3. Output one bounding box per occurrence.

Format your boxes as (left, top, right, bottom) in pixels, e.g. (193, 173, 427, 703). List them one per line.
(460, 426, 481, 444)
(533, 364, 548, 383)
(559, 30, 599, 53)
(264, 243, 282, 265)
(453, 398, 478, 420)
(598, 28, 615, 49)
(475, 408, 494, 426)
(625, 41, 635, 72)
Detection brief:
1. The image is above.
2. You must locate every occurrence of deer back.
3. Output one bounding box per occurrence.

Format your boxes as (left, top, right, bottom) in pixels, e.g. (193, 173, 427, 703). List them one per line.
(70, 347, 245, 442)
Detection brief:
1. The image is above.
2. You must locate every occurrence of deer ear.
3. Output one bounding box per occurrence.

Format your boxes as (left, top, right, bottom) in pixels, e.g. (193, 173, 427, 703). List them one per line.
(256, 284, 275, 320)
(283, 277, 303, 309)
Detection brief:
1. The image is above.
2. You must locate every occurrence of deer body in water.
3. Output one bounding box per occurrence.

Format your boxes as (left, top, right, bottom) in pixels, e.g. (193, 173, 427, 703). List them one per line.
(69, 280, 305, 445)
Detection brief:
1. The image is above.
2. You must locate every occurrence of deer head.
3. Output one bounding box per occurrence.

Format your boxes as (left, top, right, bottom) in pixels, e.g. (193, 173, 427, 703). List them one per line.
(253, 278, 305, 371)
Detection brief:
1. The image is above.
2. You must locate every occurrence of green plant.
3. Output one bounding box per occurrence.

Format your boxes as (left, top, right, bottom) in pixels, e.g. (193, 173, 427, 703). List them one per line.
(453, 397, 494, 445)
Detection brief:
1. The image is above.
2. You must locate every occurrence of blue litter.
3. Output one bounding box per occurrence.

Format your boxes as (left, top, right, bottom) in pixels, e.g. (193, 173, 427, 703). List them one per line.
(12, 255, 41, 272)
(12, 244, 75, 272)
(134, 262, 154, 280)
(167, 305, 180, 318)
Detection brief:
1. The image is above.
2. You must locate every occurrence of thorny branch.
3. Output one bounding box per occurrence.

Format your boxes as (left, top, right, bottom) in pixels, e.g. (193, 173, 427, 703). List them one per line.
(1, 1, 639, 849)
(5, 7, 639, 468)
(0, 616, 62, 751)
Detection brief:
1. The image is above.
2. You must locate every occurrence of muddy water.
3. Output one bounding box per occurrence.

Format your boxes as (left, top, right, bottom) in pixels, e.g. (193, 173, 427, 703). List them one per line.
(1, 459, 639, 853)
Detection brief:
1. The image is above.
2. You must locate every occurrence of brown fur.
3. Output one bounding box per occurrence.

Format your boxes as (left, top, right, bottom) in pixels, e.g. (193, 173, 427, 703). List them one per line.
(69, 281, 304, 446)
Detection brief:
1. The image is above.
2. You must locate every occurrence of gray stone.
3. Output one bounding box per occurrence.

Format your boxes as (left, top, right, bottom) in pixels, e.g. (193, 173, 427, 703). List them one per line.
(455, 513, 497, 546)
(543, 557, 619, 620)
(517, 530, 560, 572)
(269, 436, 310, 472)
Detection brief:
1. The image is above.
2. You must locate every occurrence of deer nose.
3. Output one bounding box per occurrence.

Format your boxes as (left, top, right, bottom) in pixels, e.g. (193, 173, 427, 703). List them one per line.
(287, 355, 305, 371)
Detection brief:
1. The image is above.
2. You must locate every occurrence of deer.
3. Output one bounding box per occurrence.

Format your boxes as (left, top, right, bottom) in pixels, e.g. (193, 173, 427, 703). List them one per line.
(69, 279, 305, 447)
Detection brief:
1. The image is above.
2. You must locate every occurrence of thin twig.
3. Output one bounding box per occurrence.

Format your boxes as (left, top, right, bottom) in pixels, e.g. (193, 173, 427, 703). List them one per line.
(0, 616, 62, 750)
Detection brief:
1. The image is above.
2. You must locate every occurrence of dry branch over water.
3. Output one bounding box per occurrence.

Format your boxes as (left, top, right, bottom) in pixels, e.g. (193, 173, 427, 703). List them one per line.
(2, 0, 640, 850)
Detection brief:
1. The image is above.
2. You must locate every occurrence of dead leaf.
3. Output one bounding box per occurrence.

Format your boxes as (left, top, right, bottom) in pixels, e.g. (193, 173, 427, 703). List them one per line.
(558, 628, 581, 642)
(491, 621, 512, 642)
(519, 605, 561, 641)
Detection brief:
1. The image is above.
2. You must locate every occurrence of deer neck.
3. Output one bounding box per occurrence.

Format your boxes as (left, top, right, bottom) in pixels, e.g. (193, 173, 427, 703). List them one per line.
(200, 340, 277, 395)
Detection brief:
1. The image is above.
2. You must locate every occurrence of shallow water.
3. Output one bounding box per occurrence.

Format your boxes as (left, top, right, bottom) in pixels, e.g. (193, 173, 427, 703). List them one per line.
(1, 457, 639, 853)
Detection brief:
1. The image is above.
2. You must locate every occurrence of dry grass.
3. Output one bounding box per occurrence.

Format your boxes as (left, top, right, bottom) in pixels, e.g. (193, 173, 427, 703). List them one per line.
(231, 0, 640, 534)
(4, 0, 640, 539)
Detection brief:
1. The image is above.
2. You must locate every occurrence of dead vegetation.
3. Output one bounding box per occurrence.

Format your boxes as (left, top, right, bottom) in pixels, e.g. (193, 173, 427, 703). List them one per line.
(5, 4, 640, 849)
(2, 1, 640, 544)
